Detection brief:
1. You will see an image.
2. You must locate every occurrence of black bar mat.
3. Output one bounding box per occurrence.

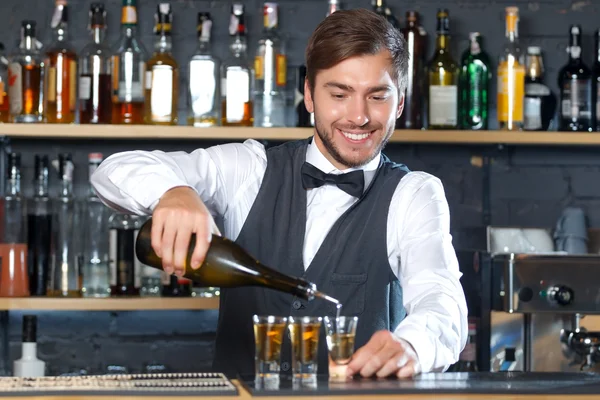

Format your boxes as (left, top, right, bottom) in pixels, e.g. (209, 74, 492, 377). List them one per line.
(239, 372, 600, 396)
(0, 372, 238, 397)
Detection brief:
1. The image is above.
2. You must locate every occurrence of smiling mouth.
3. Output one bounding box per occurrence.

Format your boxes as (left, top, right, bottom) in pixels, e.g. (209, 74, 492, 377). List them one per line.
(337, 129, 374, 142)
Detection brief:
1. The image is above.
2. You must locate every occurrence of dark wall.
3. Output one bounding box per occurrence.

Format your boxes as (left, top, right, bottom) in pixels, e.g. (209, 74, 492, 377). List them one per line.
(1, 0, 599, 376)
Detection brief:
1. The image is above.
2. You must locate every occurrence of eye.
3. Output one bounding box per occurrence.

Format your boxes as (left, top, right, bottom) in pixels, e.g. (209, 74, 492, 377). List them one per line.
(371, 95, 388, 101)
(331, 93, 346, 100)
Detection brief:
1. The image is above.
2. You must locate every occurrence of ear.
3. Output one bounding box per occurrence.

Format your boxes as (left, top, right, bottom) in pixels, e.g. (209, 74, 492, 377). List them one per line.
(396, 92, 405, 120)
(304, 78, 314, 113)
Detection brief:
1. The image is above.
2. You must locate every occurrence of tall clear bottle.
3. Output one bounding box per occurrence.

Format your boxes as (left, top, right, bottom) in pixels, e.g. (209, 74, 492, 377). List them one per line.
(221, 3, 253, 127)
(0, 153, 29, 297)
(254, 2, 287, 128)
(79, 3, 113, 124)
(27, 155, 52, 296)
(188, 12, 219, 127)
(48, 153, 80, 297)
(44, 0, 77, 124)
(9, 21, 44, 123)
(144, 3, 178, 125)
(112, 0, 147, 124)
(497, 6, 525, 131)
(459, 32, 492, 130)
(0, 43, 10, 122)
(398, 11, 426, 129)
(427, 9, 459, 129)
(558, 25, 593, 132)
(82, 153, 111, 298)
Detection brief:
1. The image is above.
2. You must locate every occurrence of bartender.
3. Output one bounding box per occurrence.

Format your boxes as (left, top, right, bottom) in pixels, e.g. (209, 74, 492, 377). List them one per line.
(91, 9, 468, 379)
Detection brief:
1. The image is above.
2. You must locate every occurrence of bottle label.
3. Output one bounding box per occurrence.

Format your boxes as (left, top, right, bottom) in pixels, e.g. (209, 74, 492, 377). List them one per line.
(150, 65, 174, 122)
(8, 63, 22, 114)
(69, 60, 76, 110)
(276, 54, 286, 87)
(497, 60, 525, 123)
(122, 5, 137, 25)
(117, 61, 145, 102)
(225, 68, 250, 123)
(524, 97, 542, 130)
(145, 71, 152, 90)
(47, 66, 57, 102)
(429, 85, 457, 126)
(467, 66, 484, 119)
(79, 76, 91, 100)
(254, 56, 264, 80)
(561, 79, 592, 121)
(189, 59, 217, 116)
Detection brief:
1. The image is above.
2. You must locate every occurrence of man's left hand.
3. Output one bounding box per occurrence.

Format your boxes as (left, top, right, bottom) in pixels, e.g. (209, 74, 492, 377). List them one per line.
(346, 330, 421, 379)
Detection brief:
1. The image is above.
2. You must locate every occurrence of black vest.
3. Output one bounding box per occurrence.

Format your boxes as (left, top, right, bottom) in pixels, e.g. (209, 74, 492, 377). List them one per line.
(212, 139, 410, 377)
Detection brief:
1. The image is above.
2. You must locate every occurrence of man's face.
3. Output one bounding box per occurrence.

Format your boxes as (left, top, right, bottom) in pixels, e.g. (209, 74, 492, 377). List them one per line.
(304, 50, 404, 170)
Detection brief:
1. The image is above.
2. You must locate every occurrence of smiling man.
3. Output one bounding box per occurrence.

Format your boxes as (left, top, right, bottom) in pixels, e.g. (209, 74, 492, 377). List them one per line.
(91, 9, 467, 379)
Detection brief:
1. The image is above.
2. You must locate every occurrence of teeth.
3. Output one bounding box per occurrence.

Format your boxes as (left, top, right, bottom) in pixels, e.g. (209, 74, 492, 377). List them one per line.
(341, 131, 370, 141)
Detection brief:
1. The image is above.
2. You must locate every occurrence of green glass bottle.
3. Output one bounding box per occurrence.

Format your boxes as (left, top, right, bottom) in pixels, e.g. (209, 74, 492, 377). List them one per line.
(459, 32, 492, 130)
(427, 9, 459, 130)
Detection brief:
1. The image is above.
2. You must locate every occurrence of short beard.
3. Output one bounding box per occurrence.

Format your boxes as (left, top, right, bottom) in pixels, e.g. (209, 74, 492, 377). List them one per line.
(313, 109, 393, 169)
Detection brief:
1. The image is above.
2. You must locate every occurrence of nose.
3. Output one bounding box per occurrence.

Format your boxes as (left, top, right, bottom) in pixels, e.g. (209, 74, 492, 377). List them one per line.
(346, 96, 370, 127)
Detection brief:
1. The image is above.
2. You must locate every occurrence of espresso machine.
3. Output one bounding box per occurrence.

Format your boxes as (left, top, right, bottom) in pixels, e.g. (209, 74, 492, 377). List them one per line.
(478, 251, 600, 373)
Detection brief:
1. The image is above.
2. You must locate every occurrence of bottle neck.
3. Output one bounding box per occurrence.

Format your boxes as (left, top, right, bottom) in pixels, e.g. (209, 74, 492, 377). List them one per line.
(6, 176, 20, 197)
(121, 24, 137, 38)
(20, 35, 36, 51)
(155, 32, 172, 53)
(436, 33, 449, 51)
(92, 25, 105, 44)
(507, 27, 518, 42)
(34, 176, 48, 198)
(230, 35, 248, 58)
(197, 37, 210, 53)
(20, 342, 39, 360)
(59, 179, 73, 198)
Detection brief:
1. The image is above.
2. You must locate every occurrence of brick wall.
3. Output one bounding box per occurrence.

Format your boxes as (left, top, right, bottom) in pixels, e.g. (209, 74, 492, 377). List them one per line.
(1, 0, 599, 376)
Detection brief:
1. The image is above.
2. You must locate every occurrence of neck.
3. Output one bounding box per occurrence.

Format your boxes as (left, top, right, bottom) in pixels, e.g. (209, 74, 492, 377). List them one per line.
(155, 33, 172, 53)
(92, 26, 104, 44)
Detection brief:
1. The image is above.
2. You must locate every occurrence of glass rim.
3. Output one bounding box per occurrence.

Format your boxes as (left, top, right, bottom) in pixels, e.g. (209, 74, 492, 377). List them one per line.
(288, 316, 323, 324)
(323, 316, 359, 322)
(253, 315, 288, 324)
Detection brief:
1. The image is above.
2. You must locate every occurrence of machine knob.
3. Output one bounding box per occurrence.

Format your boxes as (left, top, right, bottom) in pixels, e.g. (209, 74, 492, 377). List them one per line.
(548, 285, 574, 306)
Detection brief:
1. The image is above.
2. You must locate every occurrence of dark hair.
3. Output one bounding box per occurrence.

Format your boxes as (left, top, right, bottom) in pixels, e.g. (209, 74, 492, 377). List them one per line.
(305, 9, 409, 94)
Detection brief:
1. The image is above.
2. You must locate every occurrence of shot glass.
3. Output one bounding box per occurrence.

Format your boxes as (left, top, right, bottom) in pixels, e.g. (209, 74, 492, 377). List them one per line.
(288, 316, 322, 381)
(324, 316, 359, 381)
(253, 315, 288, 378)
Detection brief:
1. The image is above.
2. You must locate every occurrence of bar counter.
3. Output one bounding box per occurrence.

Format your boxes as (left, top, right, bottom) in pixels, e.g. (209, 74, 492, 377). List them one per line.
(0, 380, 598, 399)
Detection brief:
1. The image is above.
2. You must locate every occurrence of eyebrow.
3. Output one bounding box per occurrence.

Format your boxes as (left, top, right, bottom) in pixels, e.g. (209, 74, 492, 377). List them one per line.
(323, 82, 392, 94)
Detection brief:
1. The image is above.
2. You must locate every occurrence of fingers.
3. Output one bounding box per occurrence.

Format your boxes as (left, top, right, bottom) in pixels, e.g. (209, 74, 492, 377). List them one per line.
(377, 351, 409, 378)
(172, 222, 193, 276)
(191, 214, 211, 270)
(347, 330, 388, 376)
(396, 360, 416, 379)
(151, 213, 165, 258)
(160, 221, 177, 276)
(357, 339, 399, 377)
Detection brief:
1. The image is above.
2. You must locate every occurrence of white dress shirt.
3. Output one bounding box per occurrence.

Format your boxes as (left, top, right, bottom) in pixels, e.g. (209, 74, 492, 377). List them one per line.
(91, 137, 468, 374)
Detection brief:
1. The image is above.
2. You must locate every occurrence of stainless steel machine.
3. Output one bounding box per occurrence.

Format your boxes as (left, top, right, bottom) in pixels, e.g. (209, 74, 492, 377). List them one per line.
(481, 253, 600, 373)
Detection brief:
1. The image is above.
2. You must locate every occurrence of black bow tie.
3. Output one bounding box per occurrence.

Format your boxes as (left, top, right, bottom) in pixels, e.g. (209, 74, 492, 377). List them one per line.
(301, 162, 365, 198)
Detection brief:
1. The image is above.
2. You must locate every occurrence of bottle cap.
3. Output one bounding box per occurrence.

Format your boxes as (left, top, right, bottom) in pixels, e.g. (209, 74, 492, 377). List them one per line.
(154, 3, 172, 33)
(90, 3, 107, 27)
(405, 10, 419, 22)
(22, 315, 37, 343)
(197, 12, 212, 40)
(229, 4, 245, 36)
(22, 20, 36, 36)
(263, 2, 278, 29)
(527, 46, 541, 55)
(436, 9, 450, 34)
(88, 152, 104, 162)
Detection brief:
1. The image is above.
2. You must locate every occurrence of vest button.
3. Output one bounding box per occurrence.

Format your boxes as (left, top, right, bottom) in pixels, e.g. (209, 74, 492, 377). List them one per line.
(281, 362, 290, 371)
(292, 300, 302, 310)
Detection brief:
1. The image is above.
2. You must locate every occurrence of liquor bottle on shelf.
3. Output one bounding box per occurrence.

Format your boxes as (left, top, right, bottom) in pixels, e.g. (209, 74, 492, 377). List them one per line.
(253, 2, 287, 128)
(559, 25, 593, 132)
(48, 153, 81, 297)
(397, 11, 426, 130)
(458, 32, 492, 130)
(144, 3, 178, 125)
(79, 3, 113, 124)
(188, 12, 220, 127)
(0, 152, 29, 297)
(27, 155, 52, 297)
(221, 3, 253, 127)
(0, 43, 10, 123)
(135, 217, 337, 304)
(13, 315, 45, 377)
(44, 0, 77, 124)
(427, 9, 459, 130)
(497, 6, 525, 131)
(372, 0, 399, 29)
(112, 0, 147, 124)
(109, 213, 143, 296)
(82, 153, 111, 298)
(524, 46, 556, 131)
(9, 21, 44, 123)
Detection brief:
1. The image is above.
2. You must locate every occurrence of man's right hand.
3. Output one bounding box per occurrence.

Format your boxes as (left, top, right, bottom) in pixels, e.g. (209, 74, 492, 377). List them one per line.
(151, 186, 220, 276)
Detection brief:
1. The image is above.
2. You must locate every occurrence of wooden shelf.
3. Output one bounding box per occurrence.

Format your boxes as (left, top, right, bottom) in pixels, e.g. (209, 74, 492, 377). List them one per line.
(1, 123, 600, 146)
(0, 296, 219, 311)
